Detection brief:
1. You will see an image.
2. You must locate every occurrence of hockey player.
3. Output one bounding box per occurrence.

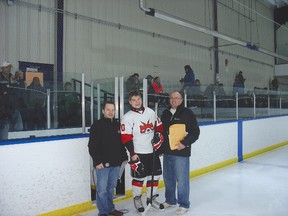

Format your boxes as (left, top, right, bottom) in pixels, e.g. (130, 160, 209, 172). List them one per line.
(121, 91, 164, 213)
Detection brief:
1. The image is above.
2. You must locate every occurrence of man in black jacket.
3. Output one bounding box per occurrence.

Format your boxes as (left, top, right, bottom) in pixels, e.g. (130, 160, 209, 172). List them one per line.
(88, 101, 128, 216)
(160, 91, 200, 215)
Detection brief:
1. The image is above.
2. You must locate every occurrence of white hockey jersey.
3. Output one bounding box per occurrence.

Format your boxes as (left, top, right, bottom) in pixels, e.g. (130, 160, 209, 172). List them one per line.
(121, 107, 163, 154)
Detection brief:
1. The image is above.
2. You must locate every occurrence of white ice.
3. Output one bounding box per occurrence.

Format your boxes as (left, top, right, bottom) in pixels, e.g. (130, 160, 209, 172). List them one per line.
(78, 145, 288, 216)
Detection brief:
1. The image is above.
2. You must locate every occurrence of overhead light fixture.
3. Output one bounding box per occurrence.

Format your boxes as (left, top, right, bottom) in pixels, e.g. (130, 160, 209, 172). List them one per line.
(138, 0, 288, 62)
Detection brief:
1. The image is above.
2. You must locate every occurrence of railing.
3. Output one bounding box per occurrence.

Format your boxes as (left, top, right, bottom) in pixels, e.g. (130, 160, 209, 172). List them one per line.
(1, 74, 288, 141)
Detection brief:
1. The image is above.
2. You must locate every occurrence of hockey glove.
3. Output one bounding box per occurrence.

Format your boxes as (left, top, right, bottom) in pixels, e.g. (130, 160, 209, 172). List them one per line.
(152, 132, 164, 150)
(129, 159, 145, 177)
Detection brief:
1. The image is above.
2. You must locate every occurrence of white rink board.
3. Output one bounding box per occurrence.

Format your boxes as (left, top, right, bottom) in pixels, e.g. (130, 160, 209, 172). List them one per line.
(0, 137, 91, 216)
(190, 122, 238, 170)
(243, 116, 288, 155)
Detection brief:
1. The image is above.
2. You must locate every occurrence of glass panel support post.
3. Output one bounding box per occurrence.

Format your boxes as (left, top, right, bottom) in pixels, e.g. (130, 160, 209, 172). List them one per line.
(143, 78, 148, 108)
(47, 89, 51, 129)
(81, 73, 86, 133)
(236, 92, 239, 120)
(119, 77, 124, 119)
(213, 91, 216, 122)
(90, 80, 94, 124)
(253, 93, 256, 118)
(184, 89, 187, 108)
(114, 77, 119, 119)
(97, 84, 101, 120)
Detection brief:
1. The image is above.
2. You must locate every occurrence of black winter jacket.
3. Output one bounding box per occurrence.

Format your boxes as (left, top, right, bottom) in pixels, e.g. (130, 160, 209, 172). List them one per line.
(160, 104, 200, 157)
(88, 117, 128, 167)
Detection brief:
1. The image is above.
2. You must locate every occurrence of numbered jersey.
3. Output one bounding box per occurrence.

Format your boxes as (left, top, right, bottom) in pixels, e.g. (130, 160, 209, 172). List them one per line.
(121, 107, 162, 154)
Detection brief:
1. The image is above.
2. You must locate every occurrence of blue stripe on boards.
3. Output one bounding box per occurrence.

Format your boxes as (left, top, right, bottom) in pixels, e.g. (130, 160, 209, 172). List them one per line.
(0, 134, 89, 146)
(238, 120, 243, 162)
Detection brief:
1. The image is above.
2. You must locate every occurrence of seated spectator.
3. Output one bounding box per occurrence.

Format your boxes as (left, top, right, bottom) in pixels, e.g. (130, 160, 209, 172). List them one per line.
(203, 82, 228, 107)
(26, 77, 46, 130)
(194, 79, 201, 94)
(151, 76, 164, 94)
(58, 82, 81, 128)
(151, 76, 169, 106)
(214, 82, 226, 96)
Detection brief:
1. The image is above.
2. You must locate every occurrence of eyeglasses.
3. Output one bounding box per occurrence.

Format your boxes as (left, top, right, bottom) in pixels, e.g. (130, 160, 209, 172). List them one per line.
(169, 97, 182, 100)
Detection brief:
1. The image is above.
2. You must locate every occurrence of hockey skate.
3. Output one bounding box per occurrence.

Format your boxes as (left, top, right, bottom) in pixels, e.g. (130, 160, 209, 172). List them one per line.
(133, 195, 145, 213)
(146, 194, 164, 210)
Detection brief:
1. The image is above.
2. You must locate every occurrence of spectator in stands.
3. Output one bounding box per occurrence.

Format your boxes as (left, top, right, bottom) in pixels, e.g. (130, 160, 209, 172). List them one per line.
(26, 77, 46, 130)
(15, 70, 26, 88)
(146, 75, 155, 107)
(58, 81, 81, 128)
(236, 71, 245, 89)
(271, 76, 279, 91)
(192, 79, 202, 96)
(151, 76, 169, 106)
(0, 61, 15, 140)
(180, 65, 195, 94)
(214, 82, 226, 96)
(13, 70, 28, 130)
(151, 76, 164, 94)
(204, 82, 227, 107)
(0, 62, 23, 133)
(126, 73, 141, 94)
(233, 76, 244, 95)
(146, 75, 154, 88)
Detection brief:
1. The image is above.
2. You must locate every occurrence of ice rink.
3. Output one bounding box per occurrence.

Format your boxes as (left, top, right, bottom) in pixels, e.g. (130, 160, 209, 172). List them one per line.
(78, 145, 288, 216)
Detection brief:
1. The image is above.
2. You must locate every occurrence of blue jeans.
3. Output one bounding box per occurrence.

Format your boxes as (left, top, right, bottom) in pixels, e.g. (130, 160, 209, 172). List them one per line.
(95, 166, 120, 216)
(163, 154, 190, 208)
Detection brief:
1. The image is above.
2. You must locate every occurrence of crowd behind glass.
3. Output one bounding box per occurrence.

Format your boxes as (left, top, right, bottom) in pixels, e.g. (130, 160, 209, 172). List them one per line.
(0, 61, 287, 141)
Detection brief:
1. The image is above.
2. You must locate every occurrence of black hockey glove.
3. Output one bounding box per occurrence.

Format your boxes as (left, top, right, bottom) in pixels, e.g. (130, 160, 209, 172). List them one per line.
(152, 132, 164, 151)
(129, 159, 145, 178)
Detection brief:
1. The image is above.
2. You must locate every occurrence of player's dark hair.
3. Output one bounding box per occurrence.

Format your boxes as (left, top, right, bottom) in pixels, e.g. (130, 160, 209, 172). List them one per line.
(128, 91, 142, 100)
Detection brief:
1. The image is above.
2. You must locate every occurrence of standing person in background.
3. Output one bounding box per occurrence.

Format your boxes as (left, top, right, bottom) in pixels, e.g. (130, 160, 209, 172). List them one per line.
(88, 101, 128, 216)
(0, 61, 22, 134)
(121, 91, 164, 213)
(26, 77, 46, 130)
(0, 61, 15, 140)
(126, 73, 141, 94)
(161, 91, 200, 215)
(236, 71, 246, 87)
(180, 65, 195, 93)
(271, 76, 279, 91)
(234, 71, 245, 94)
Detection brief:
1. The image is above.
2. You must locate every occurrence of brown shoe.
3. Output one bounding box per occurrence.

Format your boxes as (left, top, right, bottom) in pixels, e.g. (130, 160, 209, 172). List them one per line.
(108, 209, 124, 216)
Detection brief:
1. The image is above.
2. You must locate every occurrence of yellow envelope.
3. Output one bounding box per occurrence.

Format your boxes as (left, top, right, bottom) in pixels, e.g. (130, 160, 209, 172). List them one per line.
(169, 124, 186, 150)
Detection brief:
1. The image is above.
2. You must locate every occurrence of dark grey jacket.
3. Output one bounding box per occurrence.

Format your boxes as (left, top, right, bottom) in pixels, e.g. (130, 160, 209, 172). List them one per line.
(160, 104, 200, 157)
